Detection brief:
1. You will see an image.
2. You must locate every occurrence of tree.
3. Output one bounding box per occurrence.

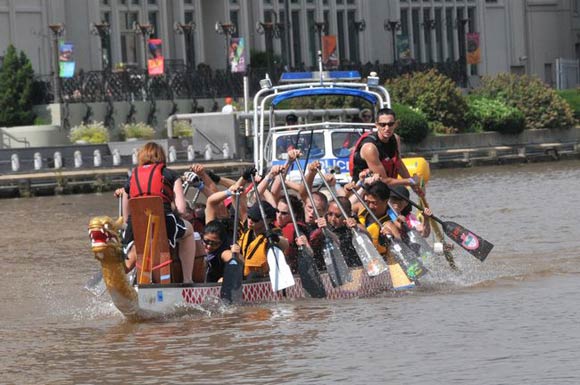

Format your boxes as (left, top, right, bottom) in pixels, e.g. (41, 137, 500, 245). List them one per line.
(0, 45, 35, 127)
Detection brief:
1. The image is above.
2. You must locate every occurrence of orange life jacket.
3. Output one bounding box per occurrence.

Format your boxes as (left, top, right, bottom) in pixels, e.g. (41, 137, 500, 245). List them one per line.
(129, 163, 175, 204)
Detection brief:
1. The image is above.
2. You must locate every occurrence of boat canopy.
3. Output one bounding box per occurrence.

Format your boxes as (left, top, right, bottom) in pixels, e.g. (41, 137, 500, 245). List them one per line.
(271, 87, 378, 107)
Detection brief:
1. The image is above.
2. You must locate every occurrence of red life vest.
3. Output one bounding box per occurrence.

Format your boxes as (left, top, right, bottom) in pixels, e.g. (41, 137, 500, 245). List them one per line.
(129, 163, 175, 204)
(349, 132, 400, 181)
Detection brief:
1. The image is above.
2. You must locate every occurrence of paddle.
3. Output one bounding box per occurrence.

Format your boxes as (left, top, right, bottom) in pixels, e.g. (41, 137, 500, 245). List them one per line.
(250, 174, 295, 291)
(315, 168, 389, 277)
(417, 192, 458, 270)
(220, 189, 244, 304)
(279, 174, 326, 298)
(351, 188, 427, 281)
(388, 186, 493, 262)
(294, 159, 352, 287)
(387, 204, 437, 268)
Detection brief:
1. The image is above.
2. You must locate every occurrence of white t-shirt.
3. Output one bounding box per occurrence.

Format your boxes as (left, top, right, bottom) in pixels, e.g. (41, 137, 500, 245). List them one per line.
(221, 104, 235, 113)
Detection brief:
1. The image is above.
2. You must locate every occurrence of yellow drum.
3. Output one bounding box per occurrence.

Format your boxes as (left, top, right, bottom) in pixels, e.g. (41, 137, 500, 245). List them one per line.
(402, 157, 430, 185)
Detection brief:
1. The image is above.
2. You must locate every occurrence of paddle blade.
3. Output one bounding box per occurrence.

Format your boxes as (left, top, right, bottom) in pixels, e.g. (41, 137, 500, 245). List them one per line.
(220, 259, 243, 304)
(351, 230, 389, 277)
(267, 247, 295, 291)
(297, 247, 326, 298)
(388, 238, 428, 280)
(322, 230, 353, 287)
(442, 221, 494, 262)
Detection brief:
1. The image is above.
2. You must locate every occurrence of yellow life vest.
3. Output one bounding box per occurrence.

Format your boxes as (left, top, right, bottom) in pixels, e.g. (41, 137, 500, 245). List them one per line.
(239, 230, 268, 277)
(358, 208, 390, 255)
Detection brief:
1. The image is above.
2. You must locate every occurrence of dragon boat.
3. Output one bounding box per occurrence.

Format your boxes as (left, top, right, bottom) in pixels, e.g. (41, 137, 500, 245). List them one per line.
(88, 206, 392, 320)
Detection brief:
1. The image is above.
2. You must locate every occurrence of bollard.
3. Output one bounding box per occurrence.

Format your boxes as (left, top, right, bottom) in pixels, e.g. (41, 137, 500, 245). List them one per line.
(54, 152, 63, 169)
(187, 145, 195, 161)
(168, 145, 177, 163)
(132, 148, 138, 165)
(11, 154, 20, 172)
(204, 144, 212, 160)
(93, 149, 102, 167)
(74, 150, 83, 168)
(112, 148, 121, 166)
(222, 143, 230, 159)
(33, 152, 42, 170)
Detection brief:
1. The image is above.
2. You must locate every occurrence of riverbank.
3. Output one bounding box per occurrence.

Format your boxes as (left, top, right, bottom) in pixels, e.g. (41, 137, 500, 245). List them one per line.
(1, 127, 578, 198)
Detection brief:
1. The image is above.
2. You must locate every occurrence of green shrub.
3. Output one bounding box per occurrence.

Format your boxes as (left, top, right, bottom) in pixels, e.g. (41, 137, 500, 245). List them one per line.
(0, 45, 35, 127)
(69, 121, 110, 144)
(121, 122, 156, 140)
(172, 119, 194, 137)
(465, 97, 526, 134)
(472, 73, 574, 129)
(392, 103, 429, 143)
(385, 69, 468, 133)
(556, 88, 580, 121)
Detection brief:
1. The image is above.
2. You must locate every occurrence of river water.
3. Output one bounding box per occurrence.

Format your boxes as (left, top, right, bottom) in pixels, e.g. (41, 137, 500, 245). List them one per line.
(1, 160, 579, 385)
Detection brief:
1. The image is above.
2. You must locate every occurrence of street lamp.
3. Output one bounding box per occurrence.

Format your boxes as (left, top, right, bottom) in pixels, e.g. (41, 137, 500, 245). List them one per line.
(90, 21, 111, 71)
(422, 15, 436, 63)
(256, 13, 282, 74)
(174, 21, 196, 69)
(384, 20, 401, 64)
(456, 17, 469, 86)
(313, 20, 326, 55)
(352, 19, 366, 64)
(133, 22, 154, 70)
(215, 21, 237, 72)
(49, 23, 65, 102)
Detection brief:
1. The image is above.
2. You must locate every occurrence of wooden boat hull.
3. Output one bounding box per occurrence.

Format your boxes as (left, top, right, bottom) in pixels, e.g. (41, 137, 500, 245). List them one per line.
(134, 267, 391, 315)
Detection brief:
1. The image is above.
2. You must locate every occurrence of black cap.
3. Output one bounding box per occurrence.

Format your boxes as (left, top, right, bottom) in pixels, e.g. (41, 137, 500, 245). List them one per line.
(285, 113, 298, 124)
(390, 185, 410, 200)
(247, 200, 276, 222)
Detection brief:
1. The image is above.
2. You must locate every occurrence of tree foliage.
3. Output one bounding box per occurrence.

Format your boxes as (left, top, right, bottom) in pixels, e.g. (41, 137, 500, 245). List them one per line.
(0, 45, 35, 127)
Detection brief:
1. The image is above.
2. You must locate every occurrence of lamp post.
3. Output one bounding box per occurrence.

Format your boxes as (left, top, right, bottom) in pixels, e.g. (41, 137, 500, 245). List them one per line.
(256, 13, 282, 74)
(456, 17, 469, 87)
(352, 19, 366, 64)
(313, 20, 326, 56)
(174, 21, 196, 69)
(384, 20, 401, 64)
(422, 15, 436, 63)
(90, 21, 111, 71)
(215, 21, 237, 72)
(48, 23, 65, 103)
(133, 22, 154, 70)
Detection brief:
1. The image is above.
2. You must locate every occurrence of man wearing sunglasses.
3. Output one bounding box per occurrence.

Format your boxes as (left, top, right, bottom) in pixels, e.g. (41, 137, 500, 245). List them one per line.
(349, 107, 423, 196)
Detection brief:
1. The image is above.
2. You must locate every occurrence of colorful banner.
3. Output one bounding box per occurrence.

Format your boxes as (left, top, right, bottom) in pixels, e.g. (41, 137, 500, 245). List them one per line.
(147, 38, 164, 76)
(396, 34, 412, 63)
(229, 37, 247, 73)
(467, 32, 481, 65)
(58, 42, 75, 78)
(322, 35, 338, 69)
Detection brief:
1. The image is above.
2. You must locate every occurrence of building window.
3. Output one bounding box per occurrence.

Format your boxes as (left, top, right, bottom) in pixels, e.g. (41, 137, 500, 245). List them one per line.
(184, 11, 196, 67)
(337, 11, 346, 62)
(412, 8, 421, 61)
(446, 7, 455, 61)
(347, 10, 359, 63)
(307, 9, 316, 65)
(230, 10, 239, 37)
(435, 8, 443, 62)
(120, 11, 139, 65)
(148, 12, 158, 38)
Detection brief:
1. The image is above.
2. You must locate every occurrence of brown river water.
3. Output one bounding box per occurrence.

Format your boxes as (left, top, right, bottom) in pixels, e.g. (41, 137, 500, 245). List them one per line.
(1, 160, 580, 385)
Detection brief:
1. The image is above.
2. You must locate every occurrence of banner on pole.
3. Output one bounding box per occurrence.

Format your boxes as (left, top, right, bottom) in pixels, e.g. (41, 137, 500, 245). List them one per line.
(59, 42, 75, 78)
(396, 34, 412, 63)
(322, 35, 338, 69)
(230, 37, 247, 73)
(467, 32, 481, 65)
(147, 38, 164, 76)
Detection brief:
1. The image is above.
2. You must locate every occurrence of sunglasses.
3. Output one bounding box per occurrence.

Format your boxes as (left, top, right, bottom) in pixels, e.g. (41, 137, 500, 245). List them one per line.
(276, 209, 289, 215)
(203, 239, 221, 247)
(377, 122, 396, 128)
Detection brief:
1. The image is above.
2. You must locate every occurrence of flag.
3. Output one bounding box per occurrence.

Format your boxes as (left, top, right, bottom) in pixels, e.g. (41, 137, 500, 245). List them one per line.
(322, 35, 338, 69)
(147, 38, 164, 76)
(467, 32, 481, 65)
(396, 34, 412, 63)
(59, 42, 75, 78)
(230, 37, 247, 73)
